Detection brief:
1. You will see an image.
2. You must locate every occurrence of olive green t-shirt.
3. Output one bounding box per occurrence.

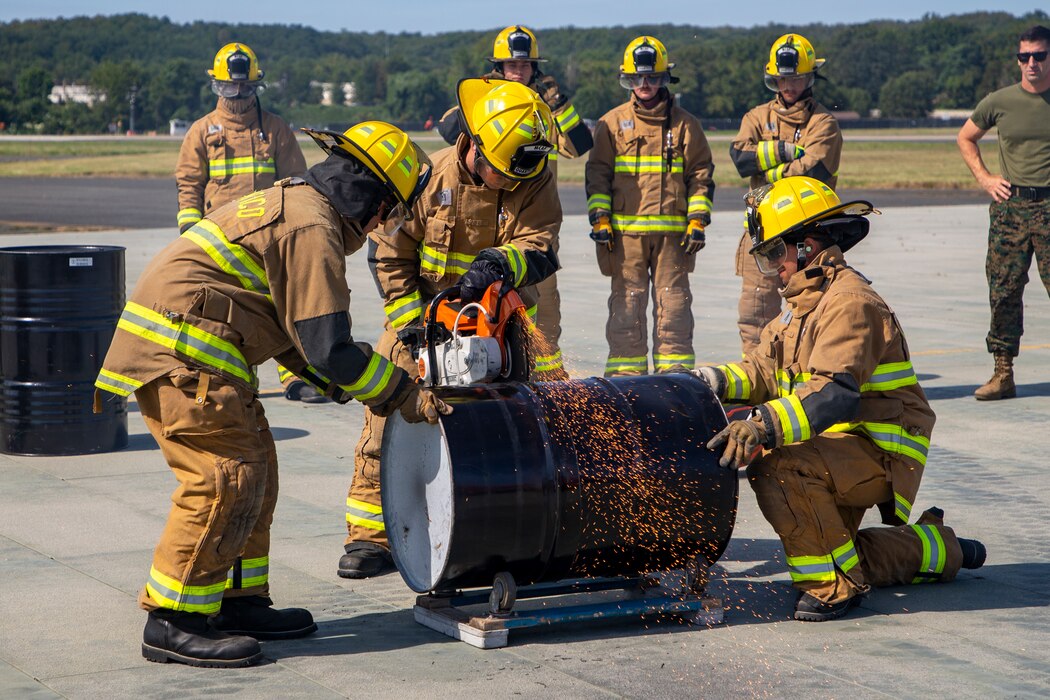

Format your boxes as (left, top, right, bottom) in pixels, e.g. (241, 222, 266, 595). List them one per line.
(971, 83, 1050, 187)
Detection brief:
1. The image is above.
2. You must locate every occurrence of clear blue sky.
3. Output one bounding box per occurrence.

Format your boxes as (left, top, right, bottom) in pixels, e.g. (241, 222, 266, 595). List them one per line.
(0, 1, 1044, 34)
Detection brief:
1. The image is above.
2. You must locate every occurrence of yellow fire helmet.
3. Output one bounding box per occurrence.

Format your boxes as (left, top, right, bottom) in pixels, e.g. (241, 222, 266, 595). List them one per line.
(489, 25, 547, 64)
(745, 177, 875, 272)
(621, 36, 675, 75)
(302, 121, 432, 215)
(764, 34, 825, 91)
(457, 78, 554, 181)
(208, 43, 263, 82)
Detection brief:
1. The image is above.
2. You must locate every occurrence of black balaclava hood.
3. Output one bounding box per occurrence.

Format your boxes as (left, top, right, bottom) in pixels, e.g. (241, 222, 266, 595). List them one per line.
(303, 153, 388, 223)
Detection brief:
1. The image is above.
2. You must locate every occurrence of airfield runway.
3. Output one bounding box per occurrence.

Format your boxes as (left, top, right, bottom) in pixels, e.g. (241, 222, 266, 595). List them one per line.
(1, 181, 1048, 698)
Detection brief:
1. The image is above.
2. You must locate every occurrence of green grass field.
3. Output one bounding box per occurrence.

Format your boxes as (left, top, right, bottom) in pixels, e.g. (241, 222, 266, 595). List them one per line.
(0, 131, 998, 190)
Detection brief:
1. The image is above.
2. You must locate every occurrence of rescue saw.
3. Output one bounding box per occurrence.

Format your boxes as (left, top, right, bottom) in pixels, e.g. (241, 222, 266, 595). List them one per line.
(398, 282, 532, 387)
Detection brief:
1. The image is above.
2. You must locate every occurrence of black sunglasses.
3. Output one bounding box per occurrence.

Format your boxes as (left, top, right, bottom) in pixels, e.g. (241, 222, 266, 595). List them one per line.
(1017, 51, 1048, 63)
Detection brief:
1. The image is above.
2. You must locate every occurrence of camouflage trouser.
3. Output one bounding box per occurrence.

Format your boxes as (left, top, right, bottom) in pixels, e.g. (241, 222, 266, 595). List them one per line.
(986, 197, 1050, 356)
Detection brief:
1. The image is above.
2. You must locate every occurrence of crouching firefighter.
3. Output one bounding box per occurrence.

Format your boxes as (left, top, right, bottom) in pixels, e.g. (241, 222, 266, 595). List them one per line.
(94, 121, 450, 668)
(694, 176, 986, 622)
(338, 78, 561, 579)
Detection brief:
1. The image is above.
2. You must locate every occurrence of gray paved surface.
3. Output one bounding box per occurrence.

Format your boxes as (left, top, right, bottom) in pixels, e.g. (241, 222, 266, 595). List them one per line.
(2, 202, 1050, 698)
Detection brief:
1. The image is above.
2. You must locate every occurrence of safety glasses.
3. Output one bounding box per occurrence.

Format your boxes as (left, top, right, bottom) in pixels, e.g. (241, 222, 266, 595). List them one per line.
(619, 72, 671, 90)
(752, 237, 789, 276)
(211, 80, 259, 99)
(1017, 51, 1048, 63)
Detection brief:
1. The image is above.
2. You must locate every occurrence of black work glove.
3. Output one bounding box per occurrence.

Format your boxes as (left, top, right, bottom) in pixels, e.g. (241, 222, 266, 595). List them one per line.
(535, 74, 567, 111)
(707, 419, 767, 470)
(459, 256, 508, 303)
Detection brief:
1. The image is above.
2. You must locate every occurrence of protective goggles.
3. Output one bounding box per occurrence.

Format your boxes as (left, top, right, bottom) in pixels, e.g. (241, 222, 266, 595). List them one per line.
(1017, 51, 1048, 63)
(211, 80, 260, 99)
(752, 237, 790, 276)
(475, 138, 552, 185)
(619, 72, 670, 90)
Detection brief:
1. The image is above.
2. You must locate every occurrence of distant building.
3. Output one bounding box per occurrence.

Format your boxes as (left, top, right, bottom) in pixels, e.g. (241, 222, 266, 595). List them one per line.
(309, 81, 357, 107)
(169, 119, 191, 137)
(930, 108, 973, 120)
(48, 84, 104, 107)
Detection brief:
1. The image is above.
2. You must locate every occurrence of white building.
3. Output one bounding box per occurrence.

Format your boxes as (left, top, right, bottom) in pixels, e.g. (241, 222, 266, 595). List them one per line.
(48, 84, 104, 107)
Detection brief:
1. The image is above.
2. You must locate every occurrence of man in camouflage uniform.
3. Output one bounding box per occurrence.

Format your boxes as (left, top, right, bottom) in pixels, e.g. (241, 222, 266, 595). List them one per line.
(958, 25, 1050, 400)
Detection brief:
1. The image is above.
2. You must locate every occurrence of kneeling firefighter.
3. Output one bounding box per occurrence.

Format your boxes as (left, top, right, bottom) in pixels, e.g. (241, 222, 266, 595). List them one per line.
(94, 122, 450, 667)
(339, 78, 562, 579)
(696, 176, 986, 622)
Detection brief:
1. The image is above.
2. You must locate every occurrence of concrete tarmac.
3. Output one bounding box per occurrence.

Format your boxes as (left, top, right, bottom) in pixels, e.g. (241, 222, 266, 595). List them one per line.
(2, 202, 1050, 698)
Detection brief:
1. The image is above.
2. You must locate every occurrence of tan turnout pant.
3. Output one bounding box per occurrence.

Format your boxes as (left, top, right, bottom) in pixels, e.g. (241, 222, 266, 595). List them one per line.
(136, 369, 277, 613)
(736, 231, 782, 355)
(597, 232, 695, 376)
(746, 433, 963, 605)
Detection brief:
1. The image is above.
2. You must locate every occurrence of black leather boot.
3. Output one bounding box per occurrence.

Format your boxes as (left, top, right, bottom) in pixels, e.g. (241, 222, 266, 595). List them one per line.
(959, 538, 987, 569)
(337, 542, 394, 579)
(210, 596, 317, 640)
(142, 609, 263, 668)
(794, 593, 862, 622)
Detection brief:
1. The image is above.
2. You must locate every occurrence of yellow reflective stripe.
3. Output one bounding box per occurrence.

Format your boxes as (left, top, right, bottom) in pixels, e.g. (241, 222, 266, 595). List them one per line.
(447, 251, 475, 276)
(177, 208, 202, 226)
(909, 524, 946, 583)
(534, 349, 563, 372)
(420, 243, 447, 277)
(765, 163, 787, 183)
(613, 156, 684, 174)
(183, 220, 270, 299)
(548, 151, 559, 162)
(687, 195, 712, 216)
(276, 364, 296, 383)
(346, 497, 385, 531)
(895, 492, 912, 523)
(498, 244, 527, 286)
(775, 368, 793, 397)
(720, 363, 751, 401)
(832, 539, 860, 573)
(95, 368, 143, 397)
(208, 157, 276, 177)
(786, 554, 836, 582)
(555, 104, 581, 132)
(860, 361, 918, 392)
(757, 141, 779, 171)
(828, 421, 930, 465)
(606, 356, 647, 373)
(226, 556, 269, 589)
(587, 193, 612, 212)
(146, 565, 226, 613)
(654, 353, 694, 370)
(611, 214, 688, 233)
(118, 302, 255, 386)
(342, 353, 396, 402)
(767, 394, 811, 444)
(384, 291, 424, 329)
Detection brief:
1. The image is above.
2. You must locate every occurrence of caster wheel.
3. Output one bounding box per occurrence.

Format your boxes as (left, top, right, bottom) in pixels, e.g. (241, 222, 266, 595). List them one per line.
(489, 571, 517, 614)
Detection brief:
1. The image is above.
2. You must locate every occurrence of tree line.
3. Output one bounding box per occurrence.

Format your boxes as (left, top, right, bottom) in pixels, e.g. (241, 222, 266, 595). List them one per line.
(0, 11, 1045, 134)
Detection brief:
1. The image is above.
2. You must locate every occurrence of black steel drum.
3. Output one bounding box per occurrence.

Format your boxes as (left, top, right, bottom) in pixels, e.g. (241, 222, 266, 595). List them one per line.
(0, 245, 127, 455)
(381, 374, 736, 593)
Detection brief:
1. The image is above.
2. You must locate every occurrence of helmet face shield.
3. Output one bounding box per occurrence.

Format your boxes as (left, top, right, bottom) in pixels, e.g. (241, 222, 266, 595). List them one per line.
(752, 237, 788, 276)
(619, 72, 671, 90)
(211, 80, 260, 99)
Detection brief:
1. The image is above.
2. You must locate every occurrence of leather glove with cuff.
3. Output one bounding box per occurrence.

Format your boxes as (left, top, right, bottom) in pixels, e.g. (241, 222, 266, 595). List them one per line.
(590, 214, 614, 251)
(459, 253, 509, 303)
(396, 382, 452, 424)
(707, 417, 768, 470)
(535, 74, 567, 110)
(691, 366, 726, 399)
(681, 219, 706, 255)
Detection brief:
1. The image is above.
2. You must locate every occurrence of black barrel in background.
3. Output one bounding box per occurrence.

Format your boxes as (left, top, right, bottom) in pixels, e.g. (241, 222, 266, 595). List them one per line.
(382, 374, 737, 593)
(0, 245, 127, 455)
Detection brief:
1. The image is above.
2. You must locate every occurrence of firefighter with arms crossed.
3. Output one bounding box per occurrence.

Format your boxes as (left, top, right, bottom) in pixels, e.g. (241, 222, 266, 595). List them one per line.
(697, 177, 986, 621)
(338, 79, 561, 579)
(586, 36, 714, 377)
(729, 33, 843, 354)
(176, 42, 325, 403)
(435, 25, 590, 379)
(96, 122, 449, 667)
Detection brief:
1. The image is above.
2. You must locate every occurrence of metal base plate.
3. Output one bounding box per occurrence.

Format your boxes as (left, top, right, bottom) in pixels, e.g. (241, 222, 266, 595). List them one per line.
(413, 578, 725, 649)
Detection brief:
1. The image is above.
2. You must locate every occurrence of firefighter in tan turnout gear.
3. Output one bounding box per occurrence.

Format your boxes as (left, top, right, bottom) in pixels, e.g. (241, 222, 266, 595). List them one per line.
(729, 33, 843, 353)
(696, 177, 985, 622)
(95, 122, 449, 667)
(175, 42, 319, 403)
(338, 79, 561, 578)
(585, 36, 714, 376)
(435, 25, 592, 379)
